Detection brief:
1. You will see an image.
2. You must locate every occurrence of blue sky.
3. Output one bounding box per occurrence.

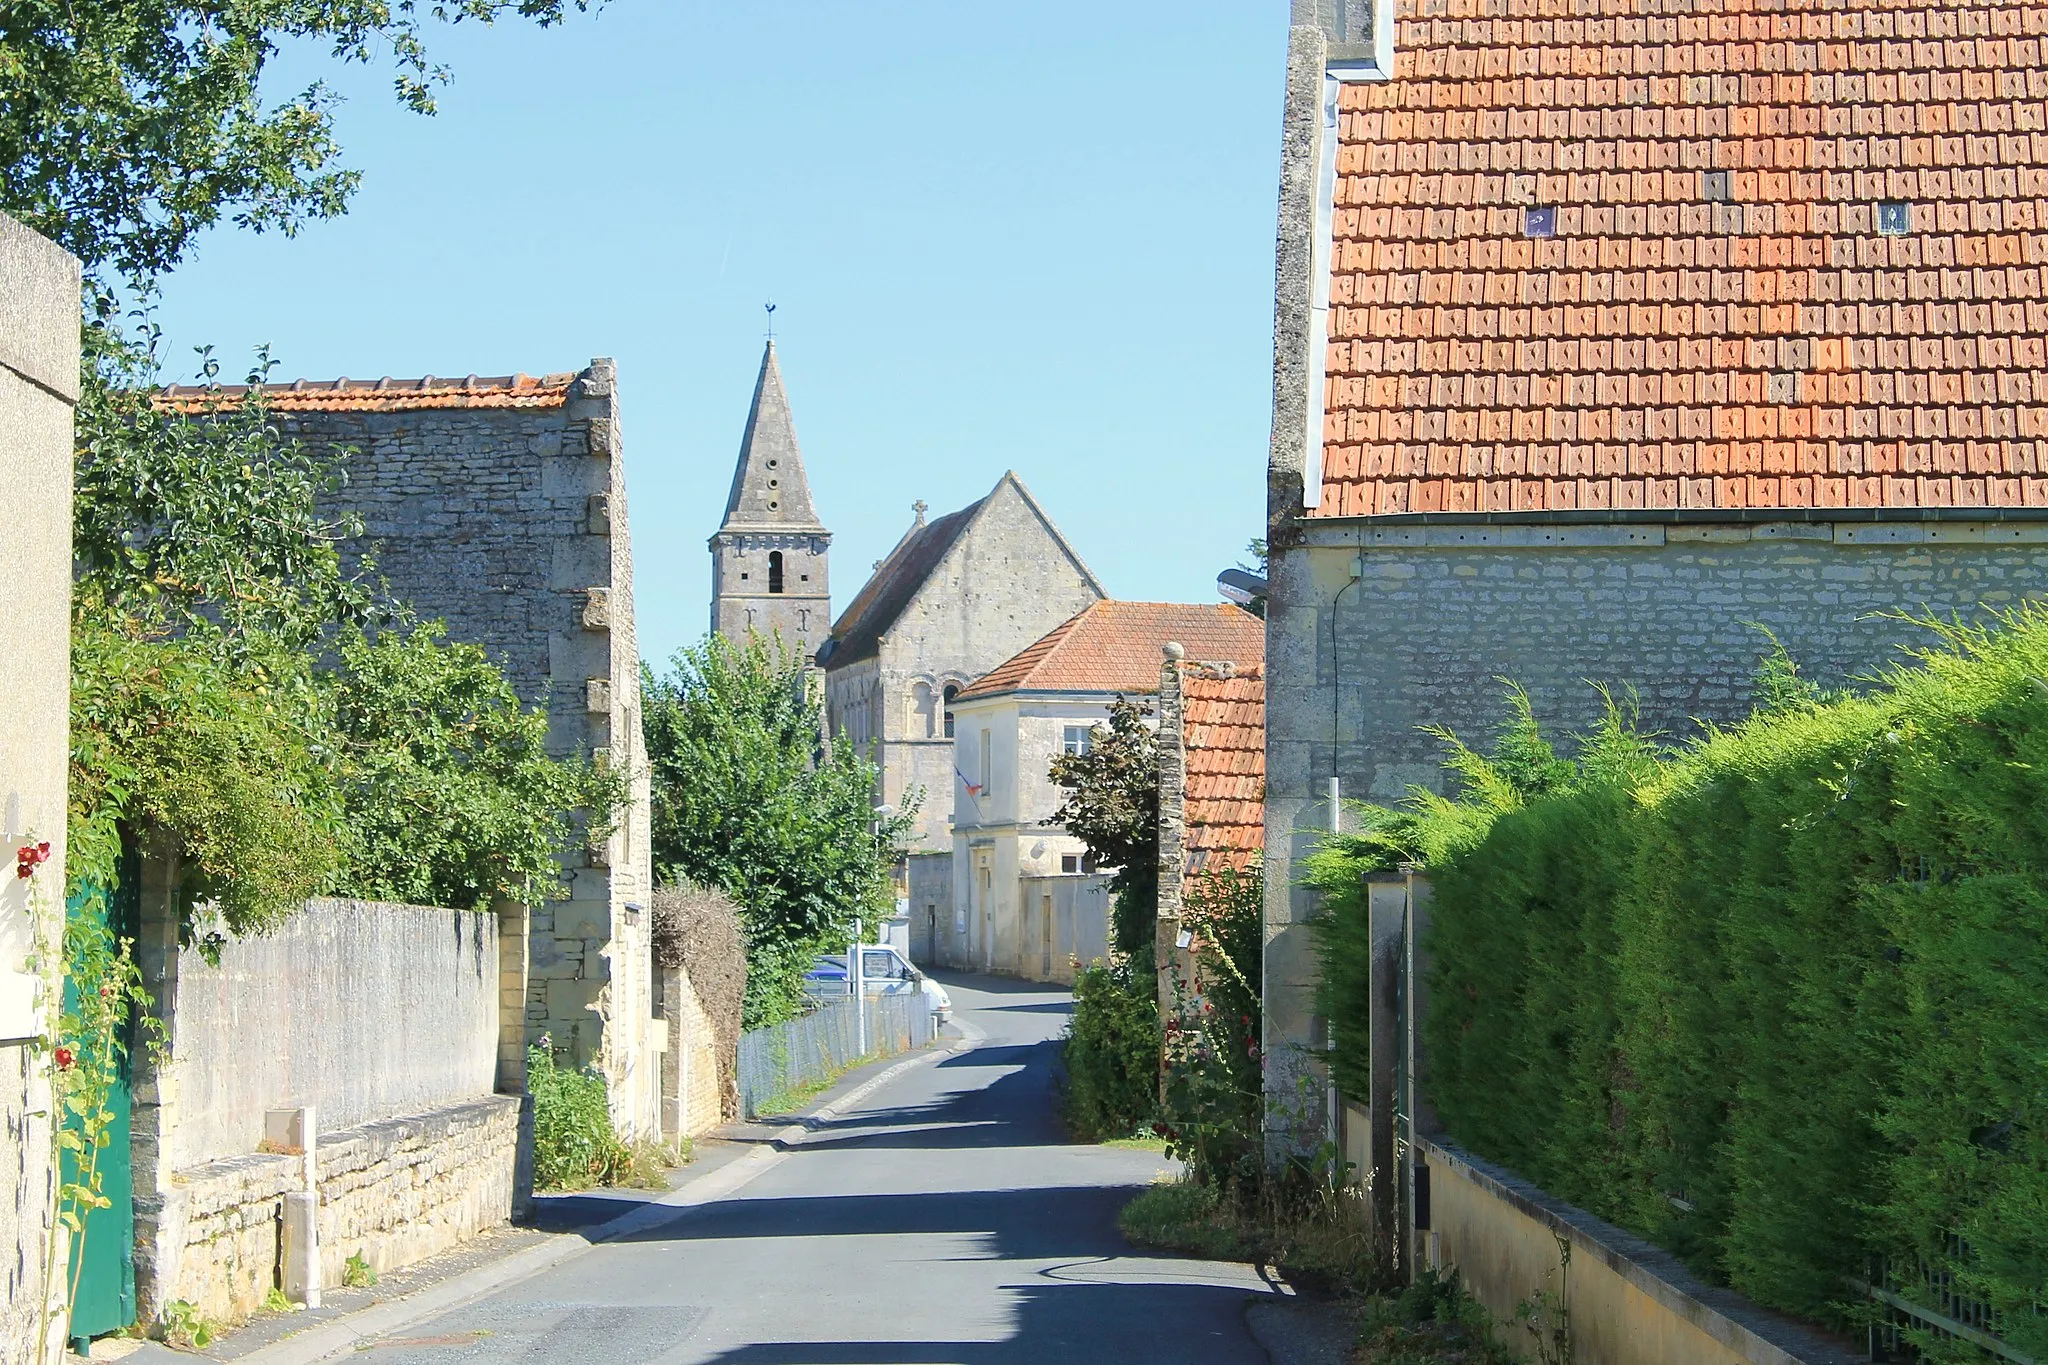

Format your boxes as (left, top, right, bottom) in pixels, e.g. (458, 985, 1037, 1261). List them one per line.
(150, 2, 1287, 671)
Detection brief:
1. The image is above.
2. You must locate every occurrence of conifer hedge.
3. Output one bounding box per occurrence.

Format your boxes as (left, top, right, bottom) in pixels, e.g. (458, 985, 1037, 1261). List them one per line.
(1308, 617, 2048, 1356)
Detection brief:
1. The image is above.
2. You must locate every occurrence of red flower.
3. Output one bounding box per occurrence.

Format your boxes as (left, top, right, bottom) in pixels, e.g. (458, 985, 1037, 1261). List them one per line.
(53, 1046, 74, 1071)
(15, 841, 51, 879)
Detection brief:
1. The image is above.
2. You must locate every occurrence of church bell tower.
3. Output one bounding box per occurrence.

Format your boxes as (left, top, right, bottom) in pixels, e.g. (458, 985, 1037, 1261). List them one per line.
(709, 340, 832, 661)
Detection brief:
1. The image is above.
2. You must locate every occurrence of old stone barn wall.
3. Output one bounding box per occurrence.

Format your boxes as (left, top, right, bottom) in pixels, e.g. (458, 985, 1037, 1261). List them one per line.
(262, 364, 658, 1136)
(1267, 521, 2048, 805)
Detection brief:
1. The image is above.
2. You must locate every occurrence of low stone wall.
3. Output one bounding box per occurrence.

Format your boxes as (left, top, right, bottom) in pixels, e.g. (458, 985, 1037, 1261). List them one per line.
(657, 967, 723, 1140)
(131, 881, 524, 1329)
(1418, 1138, 1860, 1365)
(155, 1096, 520, 1326)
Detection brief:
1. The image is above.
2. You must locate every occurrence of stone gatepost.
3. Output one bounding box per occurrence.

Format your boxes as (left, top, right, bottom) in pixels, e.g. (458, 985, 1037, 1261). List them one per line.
(493, 900, 535, 1220)
(129, 837, 188, 1330)
(1154, 645, 1189, 1028)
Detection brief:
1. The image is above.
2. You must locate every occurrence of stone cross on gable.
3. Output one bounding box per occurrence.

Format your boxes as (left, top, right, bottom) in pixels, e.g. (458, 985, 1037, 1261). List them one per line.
(912, 500, 928, 525)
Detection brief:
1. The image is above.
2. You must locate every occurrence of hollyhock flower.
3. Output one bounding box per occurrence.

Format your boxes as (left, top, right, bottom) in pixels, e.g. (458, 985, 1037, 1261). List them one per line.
(53, 1046, 74, 1070)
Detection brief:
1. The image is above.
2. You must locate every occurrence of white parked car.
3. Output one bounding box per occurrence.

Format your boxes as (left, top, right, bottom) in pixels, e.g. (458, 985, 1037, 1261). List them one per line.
(803, 945, 952, 1029)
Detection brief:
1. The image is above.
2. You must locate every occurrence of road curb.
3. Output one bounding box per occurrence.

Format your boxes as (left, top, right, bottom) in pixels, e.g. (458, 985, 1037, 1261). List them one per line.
(232, 1028, 977, 1365)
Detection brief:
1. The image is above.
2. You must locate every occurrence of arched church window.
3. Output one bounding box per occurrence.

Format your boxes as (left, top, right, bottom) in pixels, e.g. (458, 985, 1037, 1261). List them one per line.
(943, 684, 958, 739)
(768, 551, 785, 594)
(912, 682, 936, 739)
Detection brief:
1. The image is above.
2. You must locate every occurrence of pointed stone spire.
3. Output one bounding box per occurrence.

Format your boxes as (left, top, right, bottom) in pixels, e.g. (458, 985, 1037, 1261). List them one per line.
(709, 340, 832, 663)
(720, 340, 822, 531)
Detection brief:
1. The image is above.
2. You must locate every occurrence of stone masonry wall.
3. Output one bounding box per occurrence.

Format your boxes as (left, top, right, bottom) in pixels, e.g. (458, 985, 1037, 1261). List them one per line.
(0, 211, 80, 1365)
(129, 876, 521, 1326)
(291, 362, 658, 1137)
(1261, 518, 2048, 1149)
(160, 1095, 519, 1327)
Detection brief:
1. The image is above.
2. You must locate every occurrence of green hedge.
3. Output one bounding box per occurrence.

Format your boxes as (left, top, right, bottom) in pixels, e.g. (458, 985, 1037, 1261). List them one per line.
(1309, 620, 2048, 1356)
(1059, 957, 1162, 1141)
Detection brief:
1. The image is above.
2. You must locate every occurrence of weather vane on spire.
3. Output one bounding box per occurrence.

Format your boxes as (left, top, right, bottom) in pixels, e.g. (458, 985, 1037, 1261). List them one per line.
(764, 301, 777, 341)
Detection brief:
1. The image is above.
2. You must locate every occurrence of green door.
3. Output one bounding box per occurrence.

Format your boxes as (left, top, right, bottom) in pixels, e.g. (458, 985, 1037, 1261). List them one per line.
(62, 875, 137, 1347)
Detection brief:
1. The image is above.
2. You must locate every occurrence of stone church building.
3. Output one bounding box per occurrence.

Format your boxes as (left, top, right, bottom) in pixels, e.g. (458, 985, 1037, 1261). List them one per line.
(708, 341, 832, 662)
(818, 475, 1104, 853)
(705, 350, 1104, 854)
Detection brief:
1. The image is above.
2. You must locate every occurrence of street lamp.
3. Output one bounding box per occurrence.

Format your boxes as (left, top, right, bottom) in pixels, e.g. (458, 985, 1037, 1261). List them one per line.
(853, 803, 896, 1056)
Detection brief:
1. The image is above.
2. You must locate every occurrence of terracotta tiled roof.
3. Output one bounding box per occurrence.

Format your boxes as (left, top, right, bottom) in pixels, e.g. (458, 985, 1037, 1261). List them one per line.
(155, 372, 577, 414)
(1183, 665, 1266, 874)
(955, 601, 1265, 702)
(1314, 0, 2048, 518)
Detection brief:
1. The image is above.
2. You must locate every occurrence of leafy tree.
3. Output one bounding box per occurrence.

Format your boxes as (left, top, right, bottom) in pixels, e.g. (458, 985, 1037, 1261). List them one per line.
(1048, 695, 1158, 956)
(643, 635, 916, 1029)
(69, 618, 343, 940)
(324, 622, 626, 912)
(73, 333, 384, 651)
(1, 0, 593, 291)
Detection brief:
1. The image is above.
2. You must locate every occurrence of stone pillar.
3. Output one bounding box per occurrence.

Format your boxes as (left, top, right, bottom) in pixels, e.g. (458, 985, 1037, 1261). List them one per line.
(1403, 867, 1436, 1271)
(656, 966, 684, 1145)
(1154, 646, 1188, 1026)
(129, 838, 188, 1330)
(493, 901, 530, 1096)
(265, 1108, 318, 1308)
(1365, 873, 1406, 1262)
(493, 900, 534, 1220)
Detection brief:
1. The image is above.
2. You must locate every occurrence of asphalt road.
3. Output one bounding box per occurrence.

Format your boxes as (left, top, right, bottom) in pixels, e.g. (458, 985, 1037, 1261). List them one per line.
(352, 974, 1278, 1364)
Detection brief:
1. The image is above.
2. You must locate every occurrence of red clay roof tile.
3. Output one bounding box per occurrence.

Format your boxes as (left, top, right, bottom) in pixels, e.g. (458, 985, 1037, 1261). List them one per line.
(155, 372, 577, 414)
(1313, 0, 2048, 517)
(956, 602, 1264, 702)
(1182, 666, 1266, 875)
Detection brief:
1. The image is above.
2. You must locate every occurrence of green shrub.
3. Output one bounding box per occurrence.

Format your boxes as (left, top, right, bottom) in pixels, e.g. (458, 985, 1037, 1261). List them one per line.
(1310, 615, 2048, 1356)
(527, 1044, 631, 1191)
(1058, 956, 1161, 1141)
(1160, 863, 1265, 1188)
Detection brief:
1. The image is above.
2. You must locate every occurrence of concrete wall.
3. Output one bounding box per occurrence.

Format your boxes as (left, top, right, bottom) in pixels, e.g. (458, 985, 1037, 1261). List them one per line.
(1418, 1138, 1858, 1365)
(292, 363, 659, 1136)
(1012, 875, 1112, 985)
(154, 900, 499, 1170)
(905, 853, 954, 967)
(131, 887, 521, 1328)
(0, 211, 80, 1365)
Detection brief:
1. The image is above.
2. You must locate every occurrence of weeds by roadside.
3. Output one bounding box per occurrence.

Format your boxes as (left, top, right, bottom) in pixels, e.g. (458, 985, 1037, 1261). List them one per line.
(528, 1041, 632, 1191)
(1353, 1267, 1515, 1364)
(1119, 1175, 1380, 1293)
(619, 1138, 691, 1190)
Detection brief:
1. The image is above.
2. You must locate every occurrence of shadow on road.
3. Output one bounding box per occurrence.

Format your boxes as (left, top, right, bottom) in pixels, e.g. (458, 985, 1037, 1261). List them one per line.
(690, 1279, 1274, 1364)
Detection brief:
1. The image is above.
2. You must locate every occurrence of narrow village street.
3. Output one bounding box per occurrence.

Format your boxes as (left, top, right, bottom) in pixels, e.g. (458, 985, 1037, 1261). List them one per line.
(352, 976, 1276, 1364)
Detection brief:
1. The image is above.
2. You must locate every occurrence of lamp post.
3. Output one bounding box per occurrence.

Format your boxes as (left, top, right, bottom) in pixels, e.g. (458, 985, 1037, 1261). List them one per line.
(854, 803, 896, 1057)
